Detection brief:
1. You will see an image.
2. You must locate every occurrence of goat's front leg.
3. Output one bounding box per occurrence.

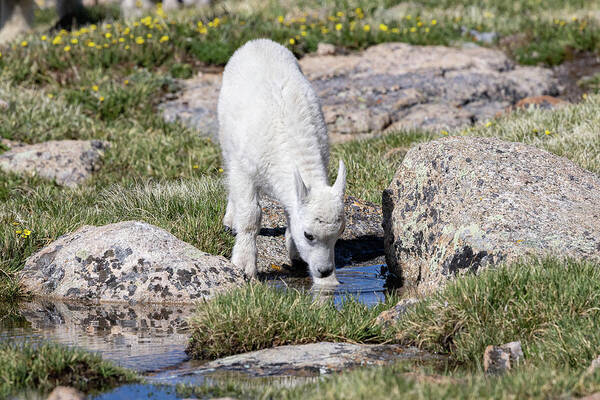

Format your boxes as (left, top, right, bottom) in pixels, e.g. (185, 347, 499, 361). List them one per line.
(230, 173, 261, 279)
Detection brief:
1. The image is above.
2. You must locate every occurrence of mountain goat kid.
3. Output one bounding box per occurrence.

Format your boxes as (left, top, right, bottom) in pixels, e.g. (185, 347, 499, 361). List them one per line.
(218, 39, 346, 286)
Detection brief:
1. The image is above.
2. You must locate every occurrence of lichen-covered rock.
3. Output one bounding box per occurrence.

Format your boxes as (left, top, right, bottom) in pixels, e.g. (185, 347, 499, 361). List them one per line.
(256, 196, 384, 275)
(375, 297, 419, 327)
(20, 221, 245, 303)
(483, 341, 523, 374)
(0, 139, 108, 187)
(176, 342, 433, 378)
(383, 136, 600, 289)
(160, 43, 558, 142)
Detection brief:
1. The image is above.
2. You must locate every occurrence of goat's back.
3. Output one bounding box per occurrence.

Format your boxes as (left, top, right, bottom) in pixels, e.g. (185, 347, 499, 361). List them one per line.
(218, 39, 329, 201)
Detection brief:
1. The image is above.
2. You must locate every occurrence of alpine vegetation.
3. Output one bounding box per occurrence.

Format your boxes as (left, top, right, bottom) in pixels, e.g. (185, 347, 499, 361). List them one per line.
(218, 39, 346, 285)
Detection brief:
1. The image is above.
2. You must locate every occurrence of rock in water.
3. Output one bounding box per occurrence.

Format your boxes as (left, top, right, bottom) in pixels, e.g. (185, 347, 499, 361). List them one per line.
(20, 221, 245, 303)
(383, 136, 600, 289)
(0, 139, 108, 187)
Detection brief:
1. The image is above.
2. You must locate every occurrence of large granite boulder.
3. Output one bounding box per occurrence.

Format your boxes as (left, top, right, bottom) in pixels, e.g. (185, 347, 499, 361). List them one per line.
(0, 139, 108, 187)
(383, 136, 600, 290)
(161, 42, 558, 143)
(20, 221, 245, 303)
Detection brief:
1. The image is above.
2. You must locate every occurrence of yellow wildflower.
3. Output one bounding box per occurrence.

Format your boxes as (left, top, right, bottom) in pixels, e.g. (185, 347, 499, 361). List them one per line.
(21, 40, 28, 47)
(545, 130, 551, 135)
(119, 37, 125, 43)
(99, 96, 105, 102)
(301, 31, 307, 37)
(71, 38, 78, 44)
(41, 35, 47, 41)
(583, 93, 588, 99)
(193, 164, 199, 169)
(52, 36, 62, 45)
(124, 80, 129, 85)
(410, 26, 417, 32)
(92, 85, 99, 91)
(47, 93, 54, 98)
(441, 130, 448, 135)
(135, 37, 144, 44)
(87, 41, 96, 47)
(64, 45, 71, 52)
(105, 32, 112, 39)
(431, 19, 437, 25)
(391, 27, 399, 33)
(159, 35, 169, 43)
(417, 21, 423, 27)
(23, 229, 31, 235)
(15, 230, 22, 234)
(379, 23, 388, 31)
(218, 168, 224, 173)
(485, 121, 492, 127)
(147, 33, 152, 38)
(277, 15, 284, 23)
(363, 24, 370, 32)
(406, 15, 412, 20)
(336, 23, 342, 31)
(125, 45, 130, 50)
(123, 27, 130, 34)
(337, 11, 344, 17)
(106, 23, 112, 28)
(289, 38, 295, 45)
(321, 27, 329, 34)
(91, 24, 97, 30)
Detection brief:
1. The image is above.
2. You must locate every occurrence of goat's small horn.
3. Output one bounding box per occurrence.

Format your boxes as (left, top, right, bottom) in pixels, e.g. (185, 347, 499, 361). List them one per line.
(333, 160, 346, 195)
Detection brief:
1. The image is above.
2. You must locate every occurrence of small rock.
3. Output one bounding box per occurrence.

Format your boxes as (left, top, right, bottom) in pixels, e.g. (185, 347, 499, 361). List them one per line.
(483, 341, 523, 374)
(0, 140, 109, 187)
(580, 393, 600, 400)
(514, 95, 569, 110)
(587, 355, 600, 374)
(20, 221, 246, 303)
(316, 42, 336, 56)
(383, 136, 600, 289)
(47, 386, 86, 400)
(375, 298, 419, 327)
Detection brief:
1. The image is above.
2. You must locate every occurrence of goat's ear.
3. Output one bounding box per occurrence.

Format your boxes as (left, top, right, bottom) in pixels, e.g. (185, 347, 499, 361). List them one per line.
(333, 159, 346, 196)
(294, 168, 309, 203)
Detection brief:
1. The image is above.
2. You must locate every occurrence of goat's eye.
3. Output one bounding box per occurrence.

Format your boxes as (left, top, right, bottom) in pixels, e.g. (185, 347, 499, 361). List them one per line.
(304, 232, 314, 241)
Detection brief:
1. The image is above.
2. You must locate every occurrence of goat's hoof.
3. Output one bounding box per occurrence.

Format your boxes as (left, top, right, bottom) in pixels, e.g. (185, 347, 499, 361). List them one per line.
(223, 225, 237, 236)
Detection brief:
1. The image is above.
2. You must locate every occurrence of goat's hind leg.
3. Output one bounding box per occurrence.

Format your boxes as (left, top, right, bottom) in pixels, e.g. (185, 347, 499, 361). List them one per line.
(230, 169, 261, 279)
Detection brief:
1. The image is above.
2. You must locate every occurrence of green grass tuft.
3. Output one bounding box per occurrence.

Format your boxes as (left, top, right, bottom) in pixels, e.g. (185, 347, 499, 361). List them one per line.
(0, 342, 138, 397)
(395, 258, 600, 370)
(187, 282, 399, 359)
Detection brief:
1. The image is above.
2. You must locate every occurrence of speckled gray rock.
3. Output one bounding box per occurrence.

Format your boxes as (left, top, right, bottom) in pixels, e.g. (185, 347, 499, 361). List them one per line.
(181, 342, 434, 377)
(20, 221, 245, 303)
(483, 341, 523, 374)
(160, 42, 558, 142)
(256, 196, 384, 275)
(0, 139, 108, 187)
(375, 297, 419, 327)
(383, 136, 600, 290)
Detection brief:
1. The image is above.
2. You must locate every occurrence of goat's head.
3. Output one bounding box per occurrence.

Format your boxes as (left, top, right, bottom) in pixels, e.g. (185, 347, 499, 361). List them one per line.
(290, 160, 346, 286)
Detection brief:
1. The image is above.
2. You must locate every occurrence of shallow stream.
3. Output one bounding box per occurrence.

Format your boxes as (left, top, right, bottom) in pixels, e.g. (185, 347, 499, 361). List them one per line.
(1, 264, 396, 399)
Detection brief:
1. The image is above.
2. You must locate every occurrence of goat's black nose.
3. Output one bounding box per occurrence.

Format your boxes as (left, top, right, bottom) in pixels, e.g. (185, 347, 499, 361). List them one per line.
(317, 267, 334, 278)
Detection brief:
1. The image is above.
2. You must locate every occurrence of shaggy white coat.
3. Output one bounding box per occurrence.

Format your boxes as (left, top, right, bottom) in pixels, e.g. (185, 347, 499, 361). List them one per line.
(218, 39, 346, 285)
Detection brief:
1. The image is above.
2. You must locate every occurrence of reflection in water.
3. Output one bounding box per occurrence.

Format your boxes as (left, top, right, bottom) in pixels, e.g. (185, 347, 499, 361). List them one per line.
(0, 300, 195, 372)
(268, 264, 392, 307)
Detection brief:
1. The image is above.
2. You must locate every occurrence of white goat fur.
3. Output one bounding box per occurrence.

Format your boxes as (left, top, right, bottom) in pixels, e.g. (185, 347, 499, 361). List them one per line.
(218, 39, 346, 285)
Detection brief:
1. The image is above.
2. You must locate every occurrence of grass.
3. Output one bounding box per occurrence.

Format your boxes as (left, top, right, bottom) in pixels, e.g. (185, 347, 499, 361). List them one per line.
(187, 282, 398, 359)
(0, 342, 138, 398)
(182, 258, 600, 399)
(395, 258, 600, 370)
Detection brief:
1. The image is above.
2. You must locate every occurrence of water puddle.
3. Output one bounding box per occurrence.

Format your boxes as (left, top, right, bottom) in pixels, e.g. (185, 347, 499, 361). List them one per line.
(267, 264, 392, 307)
